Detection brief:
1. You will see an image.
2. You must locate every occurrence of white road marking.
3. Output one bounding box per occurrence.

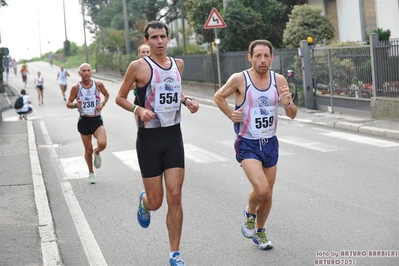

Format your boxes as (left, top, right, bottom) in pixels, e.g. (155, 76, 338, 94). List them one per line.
(322, 131, 399, 147)
(219, 140, 234, 148)
(39, 120, 107, 265)
(28, 121, 62, 265)
(61, 181, 107, 266)
(184, 143, 230, 163)
(59, 157, 89, 180)
(279, 150, 294, 156)
(278, 136, 345, 152)
(112, 150, 140, 172)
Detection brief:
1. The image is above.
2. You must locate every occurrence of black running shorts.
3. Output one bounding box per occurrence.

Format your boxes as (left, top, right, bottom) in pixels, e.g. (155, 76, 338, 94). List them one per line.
(136, 123, 185, 178)
(77, 116, 104, 135)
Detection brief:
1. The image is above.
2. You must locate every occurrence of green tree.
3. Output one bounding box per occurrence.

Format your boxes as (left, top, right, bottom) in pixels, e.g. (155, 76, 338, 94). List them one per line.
(365, 27, 391, 44)
(64, 40, 71, 57)
(218, 1, 264, 52)
(219, 0, 287, 51)
(283, 4, 335, 48)
(82, 0, 183, 56)
(185, 0, 223, 35)
(84, 0, 181, 30)
(186, 0, 287, 51)
(130, 0, 181, 23)
(279, 0, 308, 9)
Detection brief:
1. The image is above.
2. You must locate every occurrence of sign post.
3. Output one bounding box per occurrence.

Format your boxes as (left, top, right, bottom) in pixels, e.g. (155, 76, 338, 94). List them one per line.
(204, 8, 226, 90)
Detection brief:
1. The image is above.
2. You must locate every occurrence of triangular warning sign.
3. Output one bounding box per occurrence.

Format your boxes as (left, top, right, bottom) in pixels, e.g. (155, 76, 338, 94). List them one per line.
(204, 8, 227, 29)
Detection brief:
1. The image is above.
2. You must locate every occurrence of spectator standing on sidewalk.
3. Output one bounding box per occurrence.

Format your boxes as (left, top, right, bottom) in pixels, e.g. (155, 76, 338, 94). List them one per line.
(57, 65, 70, 101)
(66, 63, 109, 184)
(214, 39, 297, 250)
(34, 71, 44, 105)
(115, 21, 199, 266)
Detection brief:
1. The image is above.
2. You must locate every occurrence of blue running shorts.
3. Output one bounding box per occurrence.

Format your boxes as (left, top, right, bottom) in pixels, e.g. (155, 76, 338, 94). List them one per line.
(234, 135, 279, 168)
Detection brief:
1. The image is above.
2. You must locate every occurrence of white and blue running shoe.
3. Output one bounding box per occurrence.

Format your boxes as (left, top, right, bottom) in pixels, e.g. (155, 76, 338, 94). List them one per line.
(137, 190, 151, 228)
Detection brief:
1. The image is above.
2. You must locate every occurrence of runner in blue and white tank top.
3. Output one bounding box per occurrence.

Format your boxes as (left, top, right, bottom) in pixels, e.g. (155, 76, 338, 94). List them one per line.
(214, 39, 297, 251)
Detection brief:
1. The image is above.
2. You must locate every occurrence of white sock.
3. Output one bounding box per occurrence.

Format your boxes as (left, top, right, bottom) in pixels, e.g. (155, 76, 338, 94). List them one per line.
(170, 251, 179, 258)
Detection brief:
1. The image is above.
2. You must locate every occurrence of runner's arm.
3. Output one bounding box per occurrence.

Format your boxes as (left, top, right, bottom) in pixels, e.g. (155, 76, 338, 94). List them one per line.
(276, 74, 297, 119)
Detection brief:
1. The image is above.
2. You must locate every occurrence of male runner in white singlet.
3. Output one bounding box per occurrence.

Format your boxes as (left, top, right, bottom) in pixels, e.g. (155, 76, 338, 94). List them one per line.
(214, 39, 297, 251)
(66, 63, 109, 184)
(57, 65, 70, 101)
(115, 21, 199, 266)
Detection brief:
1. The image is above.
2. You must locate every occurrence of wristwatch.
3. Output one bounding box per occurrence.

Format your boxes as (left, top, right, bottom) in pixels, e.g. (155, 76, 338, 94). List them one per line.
(182, 97, 192, 106)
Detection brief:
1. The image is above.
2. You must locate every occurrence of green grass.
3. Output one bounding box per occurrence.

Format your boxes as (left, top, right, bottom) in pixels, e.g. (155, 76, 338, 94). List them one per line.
(54, 53, 97, 68)
(29, 52, 97, 69)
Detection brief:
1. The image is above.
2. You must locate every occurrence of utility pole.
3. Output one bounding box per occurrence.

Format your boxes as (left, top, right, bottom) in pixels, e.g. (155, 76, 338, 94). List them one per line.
(180, 0, 186, 54)
(122, 0, 131, 54)
(81, 2, 89, 63)
(223, 0, 233, 8)
(62, 0, 68, 40)
(38, 10, 42, 57)
(62, 0, 70, 57)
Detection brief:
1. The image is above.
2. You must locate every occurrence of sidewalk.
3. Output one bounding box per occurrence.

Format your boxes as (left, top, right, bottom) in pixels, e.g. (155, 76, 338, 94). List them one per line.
(0, 69, 398, 265)
(0, 84, 61, 265)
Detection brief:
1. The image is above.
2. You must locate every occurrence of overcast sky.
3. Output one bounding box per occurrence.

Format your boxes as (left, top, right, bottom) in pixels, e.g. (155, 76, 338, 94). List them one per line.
(0, 0, 94, 60)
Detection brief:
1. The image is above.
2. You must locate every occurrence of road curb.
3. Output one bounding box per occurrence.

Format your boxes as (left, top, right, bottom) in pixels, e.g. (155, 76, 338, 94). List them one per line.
(28, 121, 62, 265)
(280, 115, 399, 140)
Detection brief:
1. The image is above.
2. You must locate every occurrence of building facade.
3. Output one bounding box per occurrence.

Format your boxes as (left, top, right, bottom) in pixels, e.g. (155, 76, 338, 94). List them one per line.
(308, 0, 399, 42)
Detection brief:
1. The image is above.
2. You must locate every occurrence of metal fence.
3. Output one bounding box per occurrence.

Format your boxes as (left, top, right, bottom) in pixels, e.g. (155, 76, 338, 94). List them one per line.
(179, 49, 299, 84)
(312, 45, 373, 98)
(312, 39, 399, 98)
(180, 39, 399, 99)
(373, 38, 399, 97)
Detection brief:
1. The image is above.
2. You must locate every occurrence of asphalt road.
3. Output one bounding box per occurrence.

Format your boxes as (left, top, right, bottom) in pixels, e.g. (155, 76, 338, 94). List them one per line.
(3, 62, 398, 266)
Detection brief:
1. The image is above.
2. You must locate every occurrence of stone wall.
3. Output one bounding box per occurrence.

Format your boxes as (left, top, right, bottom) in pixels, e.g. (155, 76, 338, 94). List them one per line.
(371, 97, 399, 119)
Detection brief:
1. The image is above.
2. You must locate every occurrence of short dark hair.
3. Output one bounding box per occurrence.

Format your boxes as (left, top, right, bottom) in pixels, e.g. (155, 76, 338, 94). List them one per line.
(21, 89, 26, 95)
(144, 21, 169, 39)
(248, 40, 273, 56)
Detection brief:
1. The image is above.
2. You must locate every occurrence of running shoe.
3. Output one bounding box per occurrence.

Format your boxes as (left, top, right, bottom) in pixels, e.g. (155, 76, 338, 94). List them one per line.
(241, 207, 256, 238)
(252, 228, 273, 250)
(137, 191, 151, 228)
(88, 173, 96, 184)
(93, 150, 102, 169)
(169, 252, 186, 266)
